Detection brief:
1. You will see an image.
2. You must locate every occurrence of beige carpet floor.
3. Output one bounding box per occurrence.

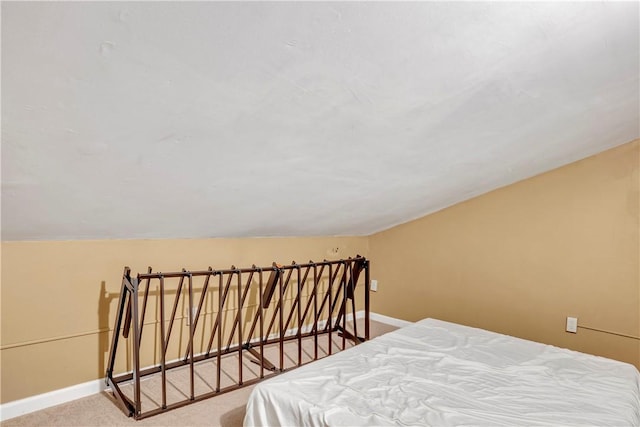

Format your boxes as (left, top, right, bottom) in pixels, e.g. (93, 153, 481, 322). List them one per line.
(2, 320, 397, 427)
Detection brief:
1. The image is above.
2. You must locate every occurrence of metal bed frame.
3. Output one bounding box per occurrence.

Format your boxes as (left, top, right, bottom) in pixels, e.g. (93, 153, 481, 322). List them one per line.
(105, 256, 370, 420)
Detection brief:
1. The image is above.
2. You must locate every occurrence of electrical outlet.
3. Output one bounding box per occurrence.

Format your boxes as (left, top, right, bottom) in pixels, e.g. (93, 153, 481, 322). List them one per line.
(370, 280, 378, 292)
(566, 316, 578, 333)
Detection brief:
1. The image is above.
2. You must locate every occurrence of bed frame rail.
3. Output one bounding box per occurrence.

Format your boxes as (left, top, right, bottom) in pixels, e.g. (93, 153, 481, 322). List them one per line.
(105, 256, 370, 420)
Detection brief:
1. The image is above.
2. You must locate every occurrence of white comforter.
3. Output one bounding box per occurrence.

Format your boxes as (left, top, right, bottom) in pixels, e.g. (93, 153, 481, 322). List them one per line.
(244, 318, 640, 426)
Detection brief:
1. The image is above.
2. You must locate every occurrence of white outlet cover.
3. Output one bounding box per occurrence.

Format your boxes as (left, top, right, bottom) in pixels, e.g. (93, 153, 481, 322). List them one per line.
(370, 280, 378, 292)
(566, 317, 578, 333)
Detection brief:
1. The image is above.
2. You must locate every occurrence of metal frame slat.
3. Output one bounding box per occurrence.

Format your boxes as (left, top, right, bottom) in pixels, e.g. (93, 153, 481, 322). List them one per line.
(183, 268, 212, 360)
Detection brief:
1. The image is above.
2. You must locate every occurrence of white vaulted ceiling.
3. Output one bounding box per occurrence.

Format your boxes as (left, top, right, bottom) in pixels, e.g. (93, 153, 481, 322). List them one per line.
(2, 2, 638, 241)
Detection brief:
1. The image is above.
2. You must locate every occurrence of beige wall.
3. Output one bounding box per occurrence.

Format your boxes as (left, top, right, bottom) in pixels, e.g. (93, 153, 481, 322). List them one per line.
(2, 140, 639, 405)
(370, 140, 640, 368)
(0, 237, 369, 403)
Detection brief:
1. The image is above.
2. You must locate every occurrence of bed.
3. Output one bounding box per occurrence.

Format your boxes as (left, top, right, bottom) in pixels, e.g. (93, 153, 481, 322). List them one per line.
(243, 318, 640, 426)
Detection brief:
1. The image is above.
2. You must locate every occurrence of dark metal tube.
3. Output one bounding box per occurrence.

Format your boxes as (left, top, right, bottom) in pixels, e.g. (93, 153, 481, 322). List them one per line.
(131, 277, 141, 416)
(312, 264, 318, 360)
(342, 262, 347, 351)
(164, 273, 186, 353)
(298, 264, 325, 334)
(365, 259, 370, 341)
(216, 273, 222, 392)
(206, 272, 233, 355)
(328, 263, 333, 356)
(326, 265, 347, 333)
(278, 267, 284, 371)
(265, 267, 293, 339)
(349, 261, 358, 343)
(105, 268, 130, 382)
(188, 274, 195, 400)
(112, 330, 328, 386)
(296, 265, 302, 366)
(137, 259, 360, 280)
(184, 267, 212, 360)
(283, 267, 310, 332)
(315, 263, 342, 334)
(138, 267, 153, 348)
(237, 271, 243, 385)
(227, 271, 254, 351)
(258, 268, 265, 379)
(159, 275, 167, 409)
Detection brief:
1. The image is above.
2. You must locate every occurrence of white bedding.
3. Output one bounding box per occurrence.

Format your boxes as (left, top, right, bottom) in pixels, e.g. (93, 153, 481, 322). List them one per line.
(243, 318, 640, 426)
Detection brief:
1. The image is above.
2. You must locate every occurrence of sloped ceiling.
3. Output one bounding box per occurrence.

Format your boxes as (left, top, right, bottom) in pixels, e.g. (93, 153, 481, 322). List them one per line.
(2, 2, 638, 241)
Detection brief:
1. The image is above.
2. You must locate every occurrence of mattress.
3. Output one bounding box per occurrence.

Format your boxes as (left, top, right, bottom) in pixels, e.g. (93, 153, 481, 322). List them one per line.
(243, 318, 640, 426)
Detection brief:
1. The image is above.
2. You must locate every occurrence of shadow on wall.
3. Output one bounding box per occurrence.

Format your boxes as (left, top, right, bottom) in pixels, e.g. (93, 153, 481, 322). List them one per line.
(98, 281, 120, 380)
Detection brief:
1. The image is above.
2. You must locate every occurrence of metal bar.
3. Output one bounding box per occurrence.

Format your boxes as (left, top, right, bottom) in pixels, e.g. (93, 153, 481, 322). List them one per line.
(206, 271, 234, 355)
(159, 275, 167, 409)
(296, 265, 302, 366)
(226, 271, 254, 351)
(164, 273, 186, 352)
(244, 267, 272, 349)
(237, 270, 243, 385)
(131, 277, 141, 417)
(187, 273, 195, 400)
(333, 258, 364, 339)
(106, 267, 131, 382)
(283, 266, 310, 333)
(134, 377, 269, 421)
(341, 262, 347, 350)
(262, 264, 281, 309)
(137, 259, 361, 280)
(245, 310, 260, 347)
(112, 330, 330, 383)
(297, 264, 325, 336)
(123, 297, 132, 339)
(278, 266, 284, 371)
(265, 267, 293, 339)
(312, 263, 318, 360)
(313, 262, 341, 335)
(183, 267, 212, 360)
(216, 273, 222, 392)
(349, 261, 358, 343)
(313, 264, 340, 340)
(106, 377, 135, 417)
(245, 263, 286, 344)
(327, 264, 348, 332)
(346, 257, 363, 299)
(364, 259, 370, 341)
(328, 263, 333, 355)
(258, 267, 265, 379)
(246, 347, 276, 371)
(122, 270, 136, 339)
(138, 267, 153, 348)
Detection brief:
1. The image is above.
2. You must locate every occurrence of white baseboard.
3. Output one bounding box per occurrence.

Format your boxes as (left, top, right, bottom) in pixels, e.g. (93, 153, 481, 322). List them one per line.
(0, 311, 411, 421)
(366, 311, 414, 328)
(0, 379, 107, 422)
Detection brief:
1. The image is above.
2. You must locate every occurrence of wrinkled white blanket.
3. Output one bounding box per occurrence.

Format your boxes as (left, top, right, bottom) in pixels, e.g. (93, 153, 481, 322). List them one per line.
(244, 318, 640, 426)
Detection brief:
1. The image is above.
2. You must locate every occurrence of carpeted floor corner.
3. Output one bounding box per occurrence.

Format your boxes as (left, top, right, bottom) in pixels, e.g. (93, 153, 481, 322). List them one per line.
(1, 320, 397, 427)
